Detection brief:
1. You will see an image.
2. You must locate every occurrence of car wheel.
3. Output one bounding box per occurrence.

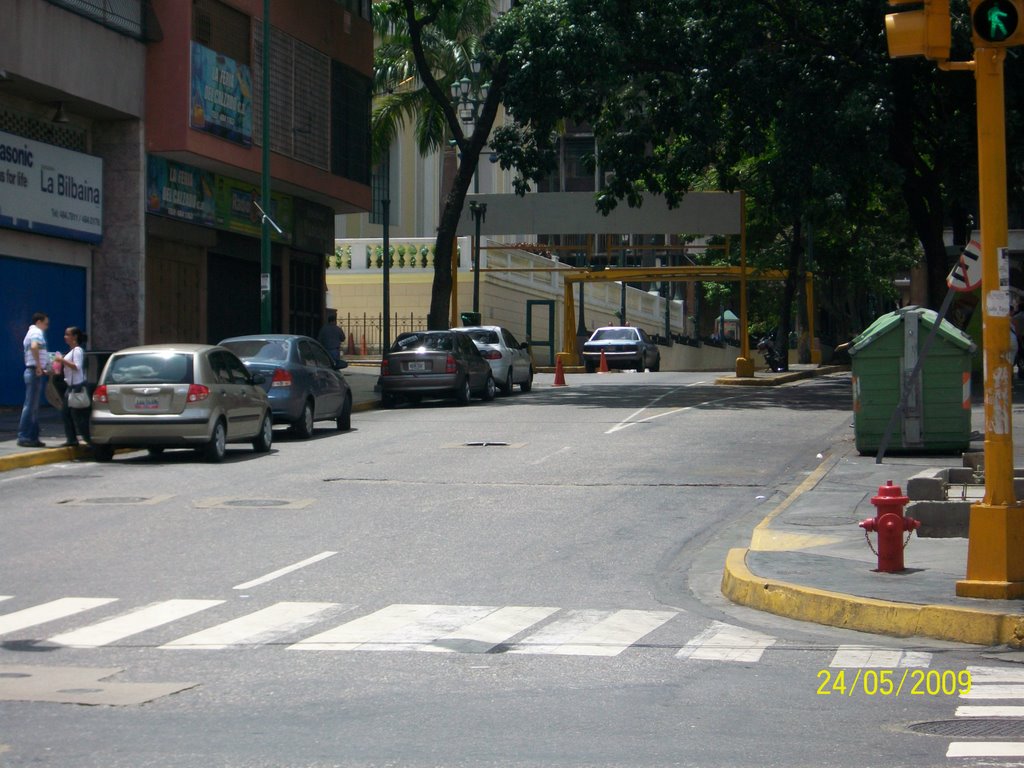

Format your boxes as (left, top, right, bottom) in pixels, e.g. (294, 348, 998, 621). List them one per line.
(482, 374, 496, 401)
(252, 412, 273, 453)
(336, 393, 352, 431)
(92, 445, 114, 462)
(292, 399, 315, 439)
(501, 369, 514, 395)
(147, 447, 165, 458)
(637, 353, 646, 372)
(520, 368, 533, 392)
(203, 420, 227, 463)
(650, 358, 660, 373)
(455, 376, 472, 405)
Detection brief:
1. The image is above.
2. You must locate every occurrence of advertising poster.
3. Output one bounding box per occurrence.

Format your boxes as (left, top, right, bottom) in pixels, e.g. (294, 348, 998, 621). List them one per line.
(146, 156, 215, 225)
(190, 42, 253, 146)
(214, 175, 292, 243)
(0, 130, 103, 243)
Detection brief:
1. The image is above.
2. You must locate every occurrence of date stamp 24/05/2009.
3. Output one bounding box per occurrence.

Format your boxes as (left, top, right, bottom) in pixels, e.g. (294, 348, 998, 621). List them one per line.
(816, 669, 972, 697)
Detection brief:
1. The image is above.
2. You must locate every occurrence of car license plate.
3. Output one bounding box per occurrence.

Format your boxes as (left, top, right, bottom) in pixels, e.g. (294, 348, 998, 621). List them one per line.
(131, 397, 161, 410)
(407, 361, 426, 372)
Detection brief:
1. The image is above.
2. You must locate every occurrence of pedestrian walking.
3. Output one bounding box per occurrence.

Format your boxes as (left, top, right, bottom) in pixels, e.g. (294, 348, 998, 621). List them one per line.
(54, 327, 91, 447)
(317, 310, 346, 363)
(17, 311, 50, 448)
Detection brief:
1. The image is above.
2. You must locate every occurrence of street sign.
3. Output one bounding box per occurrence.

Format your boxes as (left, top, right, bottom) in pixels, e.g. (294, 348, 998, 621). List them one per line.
(947, 239, 982, 292)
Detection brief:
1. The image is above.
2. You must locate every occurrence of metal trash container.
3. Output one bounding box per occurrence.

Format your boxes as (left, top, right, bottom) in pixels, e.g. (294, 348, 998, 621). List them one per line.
(459, 311, 482, 326)
(849, 305, 976, 454)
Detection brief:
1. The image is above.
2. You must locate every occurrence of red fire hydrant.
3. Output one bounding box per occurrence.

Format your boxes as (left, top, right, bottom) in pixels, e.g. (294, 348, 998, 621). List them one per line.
(859, 481, 920, 573)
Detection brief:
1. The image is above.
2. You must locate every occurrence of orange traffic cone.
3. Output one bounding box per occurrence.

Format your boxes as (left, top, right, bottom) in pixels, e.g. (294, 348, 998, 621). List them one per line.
(598, 350, 610, 374)
(346, 332, 356, 356)
(553, 356, 568, 387)
(360, 335, 368, 356)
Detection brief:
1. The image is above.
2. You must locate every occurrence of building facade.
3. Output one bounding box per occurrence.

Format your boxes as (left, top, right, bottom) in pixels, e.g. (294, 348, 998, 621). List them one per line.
(0, 0, 372, 405)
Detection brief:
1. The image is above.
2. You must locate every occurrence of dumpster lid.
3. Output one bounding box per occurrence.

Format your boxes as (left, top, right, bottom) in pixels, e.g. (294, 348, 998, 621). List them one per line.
(849, 305, 977, 356)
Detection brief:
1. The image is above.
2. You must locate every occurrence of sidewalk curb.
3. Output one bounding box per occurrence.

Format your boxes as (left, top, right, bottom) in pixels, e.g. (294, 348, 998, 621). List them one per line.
(721, 547, 1024, 646)
(714, 365, 849, 386)
(0, 399, 382, 474)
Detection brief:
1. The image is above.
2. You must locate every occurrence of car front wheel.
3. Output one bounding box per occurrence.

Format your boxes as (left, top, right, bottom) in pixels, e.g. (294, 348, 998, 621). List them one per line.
(520, 368, 533, 392)
(482, 374, 496, 401)
(455, 376, 472, 405)
(336, 394, 352, 431)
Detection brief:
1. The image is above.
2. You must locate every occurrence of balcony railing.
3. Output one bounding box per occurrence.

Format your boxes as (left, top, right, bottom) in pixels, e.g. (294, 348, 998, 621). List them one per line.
(46, 0, 147, 41)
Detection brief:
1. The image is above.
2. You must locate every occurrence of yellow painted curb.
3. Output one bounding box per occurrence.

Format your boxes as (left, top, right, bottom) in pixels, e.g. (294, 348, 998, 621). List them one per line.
(722, 547, 1024, 646)
(0, 445, 88, 472)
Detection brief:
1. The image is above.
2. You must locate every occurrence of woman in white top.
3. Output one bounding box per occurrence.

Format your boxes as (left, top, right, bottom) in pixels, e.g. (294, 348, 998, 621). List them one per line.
(54, 327, 91, 447)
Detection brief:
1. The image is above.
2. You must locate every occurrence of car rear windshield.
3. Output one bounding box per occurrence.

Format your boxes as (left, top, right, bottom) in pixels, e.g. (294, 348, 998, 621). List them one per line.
(391, 333, 454, 352)
(591, 328, 638, 341)
(465, 330, 499, 344)
(221, 340, 288, 362)
(103, 353, 194, 384)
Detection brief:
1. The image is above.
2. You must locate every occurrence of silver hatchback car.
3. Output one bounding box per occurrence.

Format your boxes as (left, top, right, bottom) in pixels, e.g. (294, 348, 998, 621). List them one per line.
(453, 325, 534, 394)
(89, 344, 273, 462)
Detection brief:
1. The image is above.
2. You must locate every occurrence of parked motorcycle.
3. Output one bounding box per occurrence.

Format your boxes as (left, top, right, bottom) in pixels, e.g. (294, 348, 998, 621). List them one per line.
(756, 336, 785, 372)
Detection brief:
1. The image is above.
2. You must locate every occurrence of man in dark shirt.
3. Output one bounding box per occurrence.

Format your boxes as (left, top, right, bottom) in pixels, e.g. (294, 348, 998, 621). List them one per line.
(317, 311, 345, 363)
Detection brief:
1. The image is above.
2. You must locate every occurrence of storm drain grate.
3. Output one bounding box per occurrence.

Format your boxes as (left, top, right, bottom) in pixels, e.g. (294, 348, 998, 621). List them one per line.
(221, 499, 292, 508)
(464, 441, 510, 447)
(908, 719, 1024, 738)
(57, 495, 174, 506)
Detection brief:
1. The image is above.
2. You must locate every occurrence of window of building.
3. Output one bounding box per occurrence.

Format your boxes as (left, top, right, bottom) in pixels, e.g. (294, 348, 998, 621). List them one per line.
(192, 0, 250, 62)
(331, 61, 371, 185)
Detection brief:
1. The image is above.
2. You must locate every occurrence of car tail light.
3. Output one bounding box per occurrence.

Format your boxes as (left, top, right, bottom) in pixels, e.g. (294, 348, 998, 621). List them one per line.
(93, 385, 108, 404)
(187, 384, 210, 402)
(446, 354, 457, 374)
(380, 359, 390, 376)
(481, 350, 502, 360)
(271, 368, 292, 388)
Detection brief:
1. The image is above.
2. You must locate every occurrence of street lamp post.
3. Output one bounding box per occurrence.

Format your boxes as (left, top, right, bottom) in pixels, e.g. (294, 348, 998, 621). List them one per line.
(469, 200, 486, 315)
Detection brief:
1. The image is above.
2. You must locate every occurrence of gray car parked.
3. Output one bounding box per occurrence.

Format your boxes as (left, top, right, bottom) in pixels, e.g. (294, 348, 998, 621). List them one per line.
(453, 325, 533, 394)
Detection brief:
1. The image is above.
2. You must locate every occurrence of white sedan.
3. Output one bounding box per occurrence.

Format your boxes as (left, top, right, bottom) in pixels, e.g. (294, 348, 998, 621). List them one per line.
(454, 325, 534, 394)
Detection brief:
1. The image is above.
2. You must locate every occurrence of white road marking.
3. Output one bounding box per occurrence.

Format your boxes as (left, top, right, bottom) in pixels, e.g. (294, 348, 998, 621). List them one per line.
(967, 665, 1024, 683)
(530, 447, 572, 466)
(233, 551, 337, 590)
(675, 621, 775, 662)
(959, 684, 1024, 700)
(290, 604, 450, 651)
(509, 609, 677, 656)
(49, 599, 224, 647)
(0, 598, 117, 637)
(947, 742, 1024, 757)
(605, 388, 741, 434)
(829, 645, 931, 668)
(421, 606, 560, 653)
(956, 705, 1024, 717)
(162, 602, 343, 649)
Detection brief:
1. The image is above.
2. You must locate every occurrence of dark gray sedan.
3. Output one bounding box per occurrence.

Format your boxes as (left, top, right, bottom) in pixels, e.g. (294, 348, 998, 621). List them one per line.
(379, 330, 496, 407)
(219, 335, 352, 437)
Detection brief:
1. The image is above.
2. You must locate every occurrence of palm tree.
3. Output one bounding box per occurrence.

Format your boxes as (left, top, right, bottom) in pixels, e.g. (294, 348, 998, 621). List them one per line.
(372, 0, 507, 330)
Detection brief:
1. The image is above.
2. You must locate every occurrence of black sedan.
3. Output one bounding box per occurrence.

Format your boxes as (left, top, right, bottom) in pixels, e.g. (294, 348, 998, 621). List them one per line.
(219, 334, 352, 437)
(379, 330, 496, 407)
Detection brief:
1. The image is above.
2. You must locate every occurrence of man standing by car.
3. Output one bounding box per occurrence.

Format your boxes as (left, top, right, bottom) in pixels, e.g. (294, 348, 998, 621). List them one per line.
(317, 310, 346, 363)
(18, 311, 50, 448)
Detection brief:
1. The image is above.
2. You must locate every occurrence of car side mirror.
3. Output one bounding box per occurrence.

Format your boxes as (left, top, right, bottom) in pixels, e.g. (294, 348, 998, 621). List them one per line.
(520, 342, 530, 350)
(251, 373, 266, 385)
(335, 359, 349, 370)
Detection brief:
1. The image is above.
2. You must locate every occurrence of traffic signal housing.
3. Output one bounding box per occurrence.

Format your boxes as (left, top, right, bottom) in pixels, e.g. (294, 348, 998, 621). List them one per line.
(971, 0, 1024, 47)
(885, 0, 951, 60)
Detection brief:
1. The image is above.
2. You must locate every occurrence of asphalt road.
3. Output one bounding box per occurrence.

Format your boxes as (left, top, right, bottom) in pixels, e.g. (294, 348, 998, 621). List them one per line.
(0, 371, 999, 767)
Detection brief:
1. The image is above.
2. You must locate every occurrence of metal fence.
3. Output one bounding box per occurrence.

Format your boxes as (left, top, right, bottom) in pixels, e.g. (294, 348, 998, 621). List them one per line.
(341, 313, 429, 356)
(46, 0, 147, 40)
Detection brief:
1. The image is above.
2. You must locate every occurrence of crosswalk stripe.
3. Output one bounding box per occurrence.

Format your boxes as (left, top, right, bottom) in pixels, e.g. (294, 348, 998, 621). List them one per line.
(49, 599, 224, 647)
(947, 742, 1024, 757)
(0, 597, 11, 603)
(967, 665, 1024, 683)
(290, 605, 496, 652)
(959, 684, 1024, 700)
(420, 606, 560, 654)
(509, 609, 677, 657)
(956, 705, 1024, 717)
(829, 645, 931, 668)
(0, 598, 117, 637)
(675, 621, 775, 662)
(162, 602, 344, 649)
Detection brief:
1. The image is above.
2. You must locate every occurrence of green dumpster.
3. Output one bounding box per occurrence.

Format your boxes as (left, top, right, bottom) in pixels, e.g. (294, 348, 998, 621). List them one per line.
(849, 306, 976, 455)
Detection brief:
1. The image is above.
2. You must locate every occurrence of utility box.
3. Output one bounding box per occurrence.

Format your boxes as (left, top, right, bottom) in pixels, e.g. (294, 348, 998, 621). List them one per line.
(849, 306, 976, 455)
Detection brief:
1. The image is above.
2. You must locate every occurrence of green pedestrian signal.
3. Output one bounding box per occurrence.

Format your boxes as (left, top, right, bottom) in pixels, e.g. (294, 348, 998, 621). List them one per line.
(972, 0, 1022, 44)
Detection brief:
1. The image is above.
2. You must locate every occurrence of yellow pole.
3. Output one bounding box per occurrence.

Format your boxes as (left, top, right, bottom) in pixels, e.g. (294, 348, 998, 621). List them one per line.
(956, 46, 1024, 599)
(563, 276, 577, 359)
(806, 272, 820, 364)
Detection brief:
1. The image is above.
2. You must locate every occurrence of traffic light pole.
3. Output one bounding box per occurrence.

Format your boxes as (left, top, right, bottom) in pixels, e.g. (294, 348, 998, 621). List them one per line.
(956, 46, 1024, 599)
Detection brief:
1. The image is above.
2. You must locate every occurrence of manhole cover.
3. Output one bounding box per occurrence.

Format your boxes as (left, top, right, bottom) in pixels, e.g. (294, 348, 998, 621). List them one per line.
(909, 719, 1024, 738)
